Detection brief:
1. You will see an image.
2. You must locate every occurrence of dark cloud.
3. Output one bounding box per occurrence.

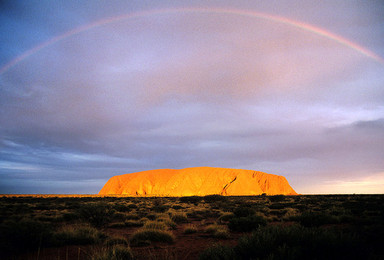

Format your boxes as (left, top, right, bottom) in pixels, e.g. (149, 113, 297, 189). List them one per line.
(1, 0, 384, 194)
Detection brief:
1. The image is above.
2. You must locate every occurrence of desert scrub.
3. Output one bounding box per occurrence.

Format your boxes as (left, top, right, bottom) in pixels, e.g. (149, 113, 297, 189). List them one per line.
(156, 216, 177, 230)
(282, 207, 300, 220)
(205, 224, 230, 239)
(203, 195, 227, 203)
(0, 219, 53, 254)
(293, 211, 339, 227)
(143, 220, 169, 230)
(170, 211, 188, 223)
(77, 202, 115, 227)
(125, 213, 140, 220)
(218, 212, 235, 223)
(228, 215, 267, 232)
(91, 245, 134, 260)
(124, 219, 144, 227)
(184, 224, 198, 234)
(104, 236, 128, 246)
(179, 196, 202, 204)
(234, 225, 364, 260)
(52, 224, 105, 245)
(108, 222, 126, 228)
(130, 228, 175, 246)
(199, 244, 236, 260)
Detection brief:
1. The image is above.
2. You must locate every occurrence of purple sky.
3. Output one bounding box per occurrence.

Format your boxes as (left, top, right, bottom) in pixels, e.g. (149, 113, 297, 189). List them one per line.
(1, 0, 383, 194)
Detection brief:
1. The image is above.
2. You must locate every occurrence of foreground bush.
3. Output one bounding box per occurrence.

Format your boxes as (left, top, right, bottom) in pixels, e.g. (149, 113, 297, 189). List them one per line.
(143, 220, 168, 230)
(53, 225, 105, 245)
(0, 219, 52, 254)
(205, 224, 230, 238)
(203, 195, 227, 203)
(170, 212, 188, 223)
(184, 224, 198, 234)
(130, 229, 175, 246)
(179, 196, 202, 204)
(77, 202, 115, 227)
(91, 245, 134, 260)
(199, 244, 235, 260)
(235, 225, 364, 260)
(200, 225, 367, 260)
(228, 215, 267, 232)
(293, 211, 339, 227)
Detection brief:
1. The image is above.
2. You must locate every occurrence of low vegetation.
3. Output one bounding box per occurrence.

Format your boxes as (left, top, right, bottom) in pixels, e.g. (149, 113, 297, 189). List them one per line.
(0, 194, 383, 259)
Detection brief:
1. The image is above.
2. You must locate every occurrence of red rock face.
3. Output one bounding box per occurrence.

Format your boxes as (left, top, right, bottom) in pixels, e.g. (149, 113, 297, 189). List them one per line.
(99, 167, 298, 196)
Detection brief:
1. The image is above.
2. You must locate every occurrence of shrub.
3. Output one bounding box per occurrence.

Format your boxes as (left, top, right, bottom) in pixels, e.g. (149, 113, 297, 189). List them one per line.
(53, 225, 105, 245)
(125, 213, 140, 220)
(143, 221, 168, 230)
(234, 225, 364, 260)
(171, 212, 188, 223)
(184, 224, 198, 234)
(228, 215, 267, 232)
(233, 206, 255, 217)
(152, 205, 170, 213)
(78, 202, 115, 227)
(113, 203, 132, 212)
(203, 195, 227, 203)
(130, 229, 175, 246)
(105, 236, 128, 246)
(156, 217, 177, 230)
(205, 224, 230, 239)
(108, 222, 126, 228)
(268, 195, 286, 202)
(127, 203, 138, 209)
(0, 219, 52, 254)
(293, 211, 339, 227)
(199, 244, 236, 260)
(124, 220, 143, 227)
(179, 196, 202, 204)
(218, 212, 235, 223)
(91, 245, 134, 260)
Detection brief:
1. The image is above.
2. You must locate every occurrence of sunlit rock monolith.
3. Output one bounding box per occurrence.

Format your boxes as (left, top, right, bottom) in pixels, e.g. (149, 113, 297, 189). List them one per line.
(99, 167, 298, 196)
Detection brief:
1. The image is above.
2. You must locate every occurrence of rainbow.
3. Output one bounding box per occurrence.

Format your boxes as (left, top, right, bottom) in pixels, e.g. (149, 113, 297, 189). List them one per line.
(1, 7, 383, 74)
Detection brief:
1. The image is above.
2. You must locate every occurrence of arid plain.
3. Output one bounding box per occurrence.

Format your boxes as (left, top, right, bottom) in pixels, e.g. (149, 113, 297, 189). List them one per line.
(1, 194, 383, 259)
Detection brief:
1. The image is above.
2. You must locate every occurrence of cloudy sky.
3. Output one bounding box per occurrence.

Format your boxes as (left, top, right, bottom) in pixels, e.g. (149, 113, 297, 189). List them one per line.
(0, 0, 383, 194)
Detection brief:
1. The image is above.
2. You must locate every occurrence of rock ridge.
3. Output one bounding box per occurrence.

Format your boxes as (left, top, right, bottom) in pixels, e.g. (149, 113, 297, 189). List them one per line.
(99, 167, 298, 196)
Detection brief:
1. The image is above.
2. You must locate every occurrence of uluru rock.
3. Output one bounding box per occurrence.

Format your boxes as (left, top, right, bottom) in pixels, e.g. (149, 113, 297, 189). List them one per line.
(99, 167, 298, 196)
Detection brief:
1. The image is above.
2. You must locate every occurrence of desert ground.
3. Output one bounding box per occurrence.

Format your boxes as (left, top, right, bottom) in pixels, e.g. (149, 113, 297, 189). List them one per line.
(1, 194, 383, 259)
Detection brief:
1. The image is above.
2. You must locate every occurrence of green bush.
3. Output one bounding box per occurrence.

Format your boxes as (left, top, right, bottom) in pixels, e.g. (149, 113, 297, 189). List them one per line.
(228, 215, 267, 232)
(199, 244, 236, 260)
(78, 202, 115, 227)
(203, 195, 227, 203)
(179, 196, 202, 204)
(171, 212, 188, 223)
(156, 217, 177, 230)
(124, 219, 143, 227)
(152, 205, 170, 213)
(0, 219, 52, 254)
(294, 211, 339, 227)
(233, 207, 255, 217)
(218, 212, 235, 223)
(204, 224, 230, 239)
(184, 224, 198, 234)
(234, 225, 364, 260)
(52, 225, 105, 245)
(105, 236, 128, 246)
(130, 229, 175, 246)
(268, 195, 286, 202)
(143, 221, 168, 230)
(91, 245, 134, 260)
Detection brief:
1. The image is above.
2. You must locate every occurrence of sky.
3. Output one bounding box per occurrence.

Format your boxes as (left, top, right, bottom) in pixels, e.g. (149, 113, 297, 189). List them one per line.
(0, 0, 383, 194)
